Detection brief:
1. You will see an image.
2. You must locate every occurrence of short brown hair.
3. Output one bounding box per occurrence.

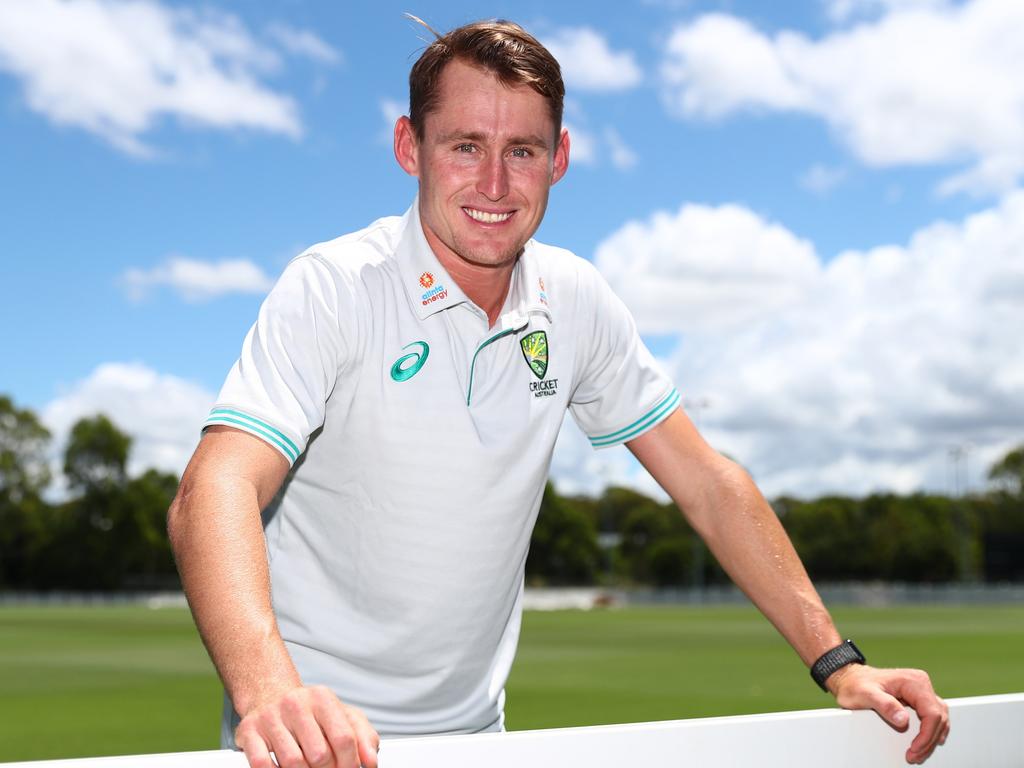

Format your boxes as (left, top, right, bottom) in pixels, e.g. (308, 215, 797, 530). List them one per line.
(408, 18, 565, 140)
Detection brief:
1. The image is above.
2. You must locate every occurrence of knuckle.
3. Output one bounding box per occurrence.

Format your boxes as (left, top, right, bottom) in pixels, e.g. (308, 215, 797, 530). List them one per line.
(278, 750, 307, 768)
(305, 746, 331, 768)
(334, 730, 356, 753)
(281, 692, 306, 717)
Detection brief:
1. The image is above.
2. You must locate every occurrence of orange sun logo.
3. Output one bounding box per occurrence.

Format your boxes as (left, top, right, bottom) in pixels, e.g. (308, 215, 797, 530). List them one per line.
(419, 272, 435, 289)
(538, 277, 546, 292)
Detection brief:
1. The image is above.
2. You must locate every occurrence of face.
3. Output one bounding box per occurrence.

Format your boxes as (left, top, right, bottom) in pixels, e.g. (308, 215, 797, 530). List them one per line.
(395, 59, 569, 272)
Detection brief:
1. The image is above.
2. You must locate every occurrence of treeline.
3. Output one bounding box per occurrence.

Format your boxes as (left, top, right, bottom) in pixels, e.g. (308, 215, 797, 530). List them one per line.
(2, 394, 1023, 591)
(528, 451, 1024, 586)
(0, 396, 178, 590)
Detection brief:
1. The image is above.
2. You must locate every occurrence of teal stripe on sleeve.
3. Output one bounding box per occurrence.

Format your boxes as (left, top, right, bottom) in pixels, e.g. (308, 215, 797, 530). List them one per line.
(205, 408, 300, 463)
(589, 389, 681, 448)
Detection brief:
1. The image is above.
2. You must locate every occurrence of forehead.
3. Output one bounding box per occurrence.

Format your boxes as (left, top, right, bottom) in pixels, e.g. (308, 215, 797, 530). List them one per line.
(423, 59, 555, 143)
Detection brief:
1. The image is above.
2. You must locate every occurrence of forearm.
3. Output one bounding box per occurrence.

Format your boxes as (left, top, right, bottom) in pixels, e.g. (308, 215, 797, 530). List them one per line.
(168, 460, 298, 714)
(692, 463, 841, 666)
(628, 410, 841, 668)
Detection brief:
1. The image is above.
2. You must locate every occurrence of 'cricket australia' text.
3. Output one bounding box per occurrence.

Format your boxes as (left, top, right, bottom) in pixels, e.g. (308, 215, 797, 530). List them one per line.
(530, 379, 558, 398)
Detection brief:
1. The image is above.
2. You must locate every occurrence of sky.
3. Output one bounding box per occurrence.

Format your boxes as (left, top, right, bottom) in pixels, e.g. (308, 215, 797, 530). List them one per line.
(1, 0, 1022, 501)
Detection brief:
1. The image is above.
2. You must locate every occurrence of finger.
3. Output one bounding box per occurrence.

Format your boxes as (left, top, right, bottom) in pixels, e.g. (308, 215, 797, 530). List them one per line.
(343, 706, 381, 768)
(862, 690, 910, 732)
(893, 679, 946, 762)
(281, 696, 334, 768)
(262, 718, 307, 768)
(236, 728, 275, 768)
(311, 691, 361, 768)
(906, 700, 948, 763)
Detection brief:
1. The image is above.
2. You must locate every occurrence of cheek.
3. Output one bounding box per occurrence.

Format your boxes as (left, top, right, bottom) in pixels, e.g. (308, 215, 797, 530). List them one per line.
(430, 156, 476, 183)
(510, 165, 553, 194)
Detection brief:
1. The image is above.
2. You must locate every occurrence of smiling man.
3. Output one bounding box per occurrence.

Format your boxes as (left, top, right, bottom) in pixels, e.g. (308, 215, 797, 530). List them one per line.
(167, 19, 948, 768)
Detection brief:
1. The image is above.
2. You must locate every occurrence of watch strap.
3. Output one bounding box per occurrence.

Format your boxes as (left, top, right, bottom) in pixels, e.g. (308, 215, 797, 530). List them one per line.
(811, 639, 866, 691)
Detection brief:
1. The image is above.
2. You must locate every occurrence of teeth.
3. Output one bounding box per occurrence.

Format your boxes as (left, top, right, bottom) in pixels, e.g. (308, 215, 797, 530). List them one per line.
(464, 208, 512, 224)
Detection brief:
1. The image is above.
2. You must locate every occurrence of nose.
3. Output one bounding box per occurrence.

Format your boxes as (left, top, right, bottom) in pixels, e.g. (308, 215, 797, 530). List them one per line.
(476, 153, 509, 201)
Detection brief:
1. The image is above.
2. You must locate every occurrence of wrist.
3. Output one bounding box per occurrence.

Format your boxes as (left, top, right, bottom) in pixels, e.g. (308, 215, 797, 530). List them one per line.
(810, 639, 866, 692)
(232, 669, 303, 715)
(823, 661, 861, 696)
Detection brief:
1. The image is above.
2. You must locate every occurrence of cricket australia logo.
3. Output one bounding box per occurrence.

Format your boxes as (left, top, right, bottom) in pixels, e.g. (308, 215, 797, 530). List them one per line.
(520, 331, 548, 379)
(521, 331, 557, 398)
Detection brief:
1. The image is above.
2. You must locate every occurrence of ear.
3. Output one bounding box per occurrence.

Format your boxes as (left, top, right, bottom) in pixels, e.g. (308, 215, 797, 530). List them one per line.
(393, 116, 419, 176)
(550, 127, 570, 186)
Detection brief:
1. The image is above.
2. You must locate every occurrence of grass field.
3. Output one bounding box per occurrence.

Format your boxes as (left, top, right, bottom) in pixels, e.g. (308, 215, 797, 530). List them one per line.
(2, 603, 1023, 760)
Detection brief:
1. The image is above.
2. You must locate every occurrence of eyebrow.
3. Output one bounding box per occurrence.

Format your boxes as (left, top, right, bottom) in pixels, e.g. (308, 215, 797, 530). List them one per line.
(436, 130, 551, 149)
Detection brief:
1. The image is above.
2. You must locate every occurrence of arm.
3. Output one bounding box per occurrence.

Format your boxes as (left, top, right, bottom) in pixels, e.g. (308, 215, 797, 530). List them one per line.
(627, 408, 948, 765)
(168, 426, 378, 768)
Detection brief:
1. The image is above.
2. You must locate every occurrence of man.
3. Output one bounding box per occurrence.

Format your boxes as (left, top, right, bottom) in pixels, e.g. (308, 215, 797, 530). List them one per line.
(167, 19, 949, 768)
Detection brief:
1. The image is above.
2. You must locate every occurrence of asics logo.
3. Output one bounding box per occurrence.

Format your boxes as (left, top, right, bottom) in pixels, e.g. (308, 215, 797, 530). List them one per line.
(390, 341, 429, 382)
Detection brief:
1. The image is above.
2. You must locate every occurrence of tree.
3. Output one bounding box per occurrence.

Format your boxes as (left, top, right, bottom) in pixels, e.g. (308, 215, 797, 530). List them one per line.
(778, 496, 875, 581)
(0, 395, 51, 503)
(526, 483, 601, 585)
(0, 396, 53, 587)
(48, 414, 178, 590)
(63, 414, 130, 494)
(989, 445, 1024, 496)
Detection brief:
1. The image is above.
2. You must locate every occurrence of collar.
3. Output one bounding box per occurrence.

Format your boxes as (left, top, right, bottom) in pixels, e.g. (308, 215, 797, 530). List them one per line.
(395, 198, 554, 326)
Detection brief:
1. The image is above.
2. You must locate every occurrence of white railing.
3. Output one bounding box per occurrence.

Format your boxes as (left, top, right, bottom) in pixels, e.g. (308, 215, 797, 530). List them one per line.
(5, 693, 1022, 768)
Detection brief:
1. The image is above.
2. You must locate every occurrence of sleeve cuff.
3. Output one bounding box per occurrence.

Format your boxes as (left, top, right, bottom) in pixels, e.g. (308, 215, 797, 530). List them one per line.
(203, 407, 302, 465)
(587, 388, 682, 449)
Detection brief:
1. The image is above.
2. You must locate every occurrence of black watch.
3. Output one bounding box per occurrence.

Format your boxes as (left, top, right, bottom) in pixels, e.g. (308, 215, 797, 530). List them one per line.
(810, 639, 866, 691)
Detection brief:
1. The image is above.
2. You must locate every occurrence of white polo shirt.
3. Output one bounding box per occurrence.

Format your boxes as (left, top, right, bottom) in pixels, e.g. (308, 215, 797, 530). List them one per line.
(205, 200, 679, 740)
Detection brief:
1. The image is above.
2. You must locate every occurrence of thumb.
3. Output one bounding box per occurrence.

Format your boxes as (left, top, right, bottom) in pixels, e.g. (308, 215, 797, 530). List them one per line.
(876, 697, 910, 731)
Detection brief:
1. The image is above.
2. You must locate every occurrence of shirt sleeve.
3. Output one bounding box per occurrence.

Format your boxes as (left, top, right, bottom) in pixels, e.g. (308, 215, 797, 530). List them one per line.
(568, 260, 680, 449)
(203, 254, 350, 465)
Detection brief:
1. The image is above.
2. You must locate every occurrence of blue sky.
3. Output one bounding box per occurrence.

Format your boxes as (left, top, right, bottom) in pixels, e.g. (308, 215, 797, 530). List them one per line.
(2, 0, 1021, 499)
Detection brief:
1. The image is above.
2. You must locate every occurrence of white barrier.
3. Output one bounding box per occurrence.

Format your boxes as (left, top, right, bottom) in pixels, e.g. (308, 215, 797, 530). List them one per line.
(5, 693, 1022, 768)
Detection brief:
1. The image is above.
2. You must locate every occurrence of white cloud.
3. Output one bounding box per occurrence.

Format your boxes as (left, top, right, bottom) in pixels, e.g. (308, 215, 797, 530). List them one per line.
(565, 118, 638, 171)
(661, 0, 1024, 196)
(543, 27, 642, 92)
(825, 0, 952, 23)
(565, 121, 597, 165)
(594, 203, 820, 334)
(378, 97, 405, 143)
(267, 23, 340, 65)
(800, 163, 846, 194)
(591, 191, 1024, 498)
(122, 257, 274, 301)
(0, 0, 309, 156)
(43, 363, 214, 488)
(605, 127, 638, 170)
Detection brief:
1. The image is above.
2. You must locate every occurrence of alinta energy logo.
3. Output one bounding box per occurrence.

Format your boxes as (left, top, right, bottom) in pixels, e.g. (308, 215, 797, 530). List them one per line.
(419, 271, 447, 306)
(522, 330, 558, 398)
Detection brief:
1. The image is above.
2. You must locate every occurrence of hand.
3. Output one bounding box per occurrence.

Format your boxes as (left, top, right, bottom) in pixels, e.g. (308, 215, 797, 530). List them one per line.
(235, 685, 380, 768)
(828, 664, 949, 765)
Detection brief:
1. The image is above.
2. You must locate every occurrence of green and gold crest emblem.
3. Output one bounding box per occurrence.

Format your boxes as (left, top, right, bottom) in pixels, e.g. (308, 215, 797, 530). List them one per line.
(520, 331, 548, 379)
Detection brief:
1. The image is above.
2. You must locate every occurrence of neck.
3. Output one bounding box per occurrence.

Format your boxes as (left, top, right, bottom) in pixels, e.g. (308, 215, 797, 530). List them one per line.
(440, 253, 515, 328)
(420, 225, 517, 328)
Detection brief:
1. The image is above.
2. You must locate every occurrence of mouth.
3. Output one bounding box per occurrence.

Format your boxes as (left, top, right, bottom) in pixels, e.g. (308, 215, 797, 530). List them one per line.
(463, 207, 514, 224)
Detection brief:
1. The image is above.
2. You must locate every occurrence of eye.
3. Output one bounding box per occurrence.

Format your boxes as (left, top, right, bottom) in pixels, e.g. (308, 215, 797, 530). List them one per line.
(455, 143, 477, 153)
(510, 147, 532, 158)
